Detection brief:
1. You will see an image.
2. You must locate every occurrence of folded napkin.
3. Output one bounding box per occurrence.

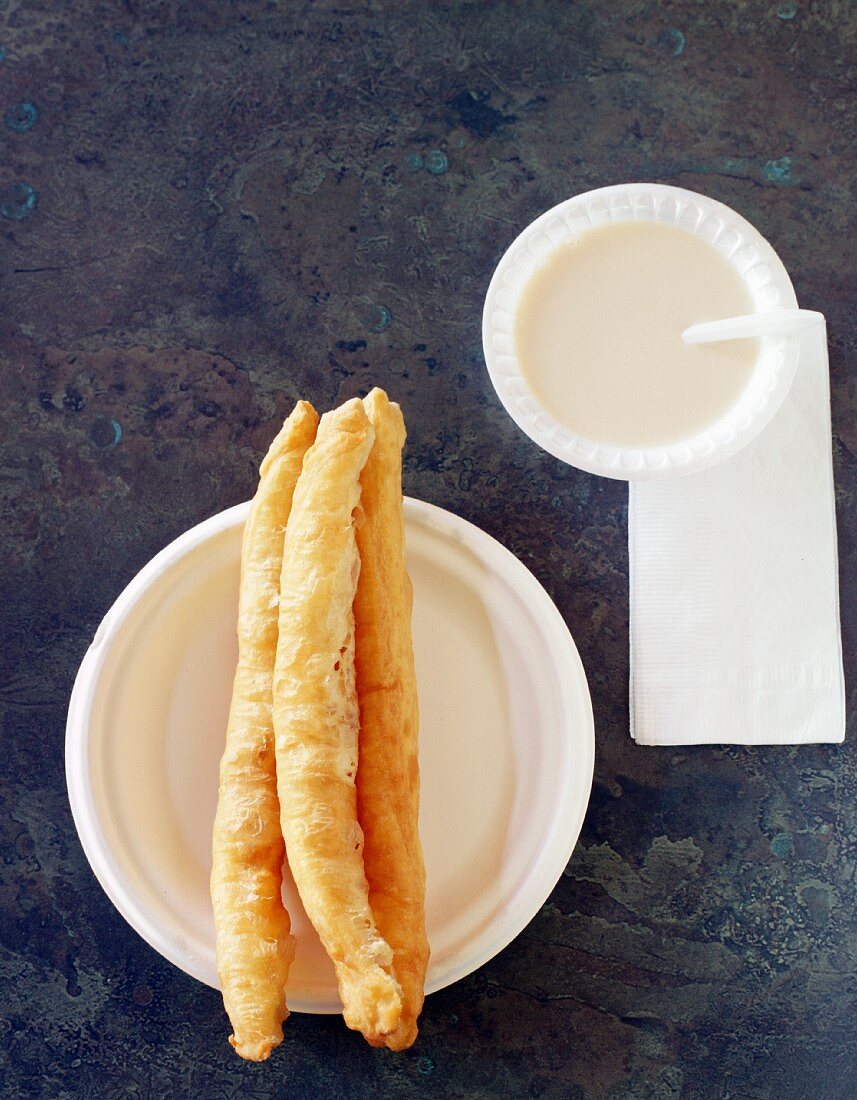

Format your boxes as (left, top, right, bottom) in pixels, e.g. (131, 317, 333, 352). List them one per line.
(629, 321, 845, 745)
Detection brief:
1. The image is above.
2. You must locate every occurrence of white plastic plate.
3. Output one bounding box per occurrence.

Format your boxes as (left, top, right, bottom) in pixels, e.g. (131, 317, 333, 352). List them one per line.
(66, 498, 594, 1012)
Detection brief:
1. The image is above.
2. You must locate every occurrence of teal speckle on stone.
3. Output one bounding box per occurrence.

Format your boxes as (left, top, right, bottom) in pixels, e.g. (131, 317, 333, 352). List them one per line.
(5, 101, 38, 132)
(777, 0, 798, 20)
(771, 832, 794, 859)
(0, 181, 38, 220)
(352, 300, 392, 332)
(89, 416, 123, 450)
(762, 155, 794, 183)
(658, 28, 686, 57)
(369, 304, 391, 332)
(424, 149, 449, 175)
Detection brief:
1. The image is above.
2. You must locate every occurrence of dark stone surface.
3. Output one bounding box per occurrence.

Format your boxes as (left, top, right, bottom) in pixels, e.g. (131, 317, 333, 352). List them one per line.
(1, 2, 854, 1098)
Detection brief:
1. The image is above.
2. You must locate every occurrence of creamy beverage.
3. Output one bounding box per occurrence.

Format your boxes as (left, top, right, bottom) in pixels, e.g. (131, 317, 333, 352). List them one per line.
(514, 221, 759, 448)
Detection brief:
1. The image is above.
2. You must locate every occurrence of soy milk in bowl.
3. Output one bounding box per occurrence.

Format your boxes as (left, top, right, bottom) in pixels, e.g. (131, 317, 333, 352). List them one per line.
(514, 221, 758, 449)
(483, 184, 800, 479)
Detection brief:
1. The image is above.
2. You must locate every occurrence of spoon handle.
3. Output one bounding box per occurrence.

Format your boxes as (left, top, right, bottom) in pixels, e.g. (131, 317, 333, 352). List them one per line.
(682, 308, 825, 345)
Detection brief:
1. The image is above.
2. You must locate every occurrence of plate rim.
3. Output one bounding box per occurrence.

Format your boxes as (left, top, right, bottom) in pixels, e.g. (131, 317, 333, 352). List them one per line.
(66, 498, 594, 1012)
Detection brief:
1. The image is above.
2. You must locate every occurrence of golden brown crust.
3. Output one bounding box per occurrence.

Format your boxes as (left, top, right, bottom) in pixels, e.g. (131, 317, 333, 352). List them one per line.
(273, 397, 404, 1044)
(211, 400, 318, 1062)
(354, 388, 429, 1050)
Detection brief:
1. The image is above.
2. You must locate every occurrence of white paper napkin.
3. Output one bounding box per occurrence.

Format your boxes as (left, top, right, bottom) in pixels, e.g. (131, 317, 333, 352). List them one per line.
(629, 321, 845, 745)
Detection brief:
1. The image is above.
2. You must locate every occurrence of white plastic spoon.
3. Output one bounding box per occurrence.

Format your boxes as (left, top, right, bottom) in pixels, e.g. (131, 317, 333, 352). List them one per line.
(682, 308, 825, 345)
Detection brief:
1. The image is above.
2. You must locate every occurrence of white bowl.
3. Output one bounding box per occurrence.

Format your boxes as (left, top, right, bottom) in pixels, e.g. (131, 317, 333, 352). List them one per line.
(66, 498, 594, 1012)
(482, 183, 799, 480)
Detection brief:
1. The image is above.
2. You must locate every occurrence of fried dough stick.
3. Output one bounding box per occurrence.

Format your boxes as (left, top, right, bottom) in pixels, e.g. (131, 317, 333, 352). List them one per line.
(211, 400, 318, 1061)
(273, 398, 403, 1043)
(354, 389, 429, 1051)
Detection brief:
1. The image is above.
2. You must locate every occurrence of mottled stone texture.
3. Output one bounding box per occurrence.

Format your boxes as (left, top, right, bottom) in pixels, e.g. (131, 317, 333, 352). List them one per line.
(0, 1, 854, 1097)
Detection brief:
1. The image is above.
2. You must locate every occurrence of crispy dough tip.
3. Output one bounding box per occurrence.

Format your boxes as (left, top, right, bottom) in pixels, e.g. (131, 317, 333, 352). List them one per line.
(259, 400, 319, 476)
(229, 1033, 277, 1062)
